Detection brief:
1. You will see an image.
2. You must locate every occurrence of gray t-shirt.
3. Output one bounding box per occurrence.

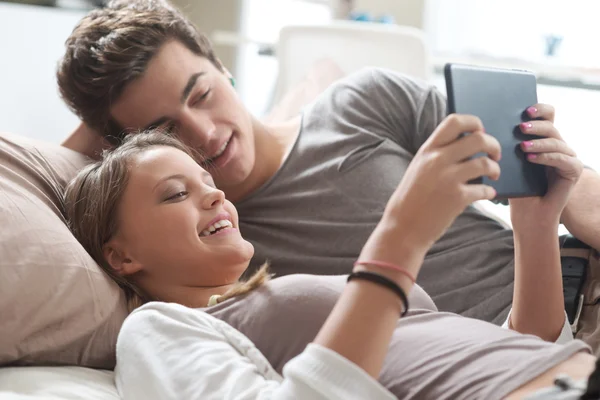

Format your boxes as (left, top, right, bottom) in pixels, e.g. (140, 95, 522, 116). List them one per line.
(206, 275, 590, 400)
(237, 68, 514, 324)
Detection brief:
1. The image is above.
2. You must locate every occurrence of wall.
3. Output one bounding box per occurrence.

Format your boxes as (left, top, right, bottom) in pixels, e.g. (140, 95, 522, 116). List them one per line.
(0, 3, 85, 143)
(236, 0, 331, 116)
(0, 1, 243, 143)
(353, 0, 426, 28)
(170, 0, 243, 74)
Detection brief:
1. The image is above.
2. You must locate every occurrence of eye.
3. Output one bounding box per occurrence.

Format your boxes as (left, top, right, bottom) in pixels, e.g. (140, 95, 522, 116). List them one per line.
(191, 88, 211, 107)
(165, 191, 188, 202)
(147, 121, 177, 135)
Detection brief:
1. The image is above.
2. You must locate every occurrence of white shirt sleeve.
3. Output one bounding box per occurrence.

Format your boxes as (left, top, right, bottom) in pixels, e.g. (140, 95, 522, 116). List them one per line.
(115, 302, 394, 400)
(501, 308, 573, 344)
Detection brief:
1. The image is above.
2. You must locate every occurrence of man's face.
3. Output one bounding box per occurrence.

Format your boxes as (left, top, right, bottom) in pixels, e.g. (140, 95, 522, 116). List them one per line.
(111, 40, 257, 191)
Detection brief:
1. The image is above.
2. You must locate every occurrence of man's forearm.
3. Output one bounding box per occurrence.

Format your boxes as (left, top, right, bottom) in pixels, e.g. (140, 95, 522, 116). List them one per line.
(62, 122, 107, 160)
(562, 168, 600, 249)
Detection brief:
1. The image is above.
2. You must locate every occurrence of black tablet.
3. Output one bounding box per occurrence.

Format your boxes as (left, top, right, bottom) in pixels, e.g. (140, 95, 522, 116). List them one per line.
(444, 63, 547, 199)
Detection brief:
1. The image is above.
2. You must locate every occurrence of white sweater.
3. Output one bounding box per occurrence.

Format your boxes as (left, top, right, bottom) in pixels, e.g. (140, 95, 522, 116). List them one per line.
(115, 300, 572, 400)
(115, 302, 394, 400)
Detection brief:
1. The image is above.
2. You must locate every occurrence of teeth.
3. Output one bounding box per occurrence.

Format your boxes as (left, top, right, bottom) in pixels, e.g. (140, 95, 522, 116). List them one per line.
(213, 138, 230, 159)
(201, 219, 233, 237)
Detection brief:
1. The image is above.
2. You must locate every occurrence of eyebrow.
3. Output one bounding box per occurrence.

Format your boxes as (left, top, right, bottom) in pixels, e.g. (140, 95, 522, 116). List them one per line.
(181, 72, 205, 103)
(143, 71, 206, 131)
(153, 170, 214, 192)
(153, 174, 185, 193)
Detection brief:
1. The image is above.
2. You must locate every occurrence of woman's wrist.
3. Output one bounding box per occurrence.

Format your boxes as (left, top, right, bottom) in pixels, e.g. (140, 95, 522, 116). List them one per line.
(511, 216, 560, 237)
(359, 220, 427, 281)
(352, 263, 415, 295)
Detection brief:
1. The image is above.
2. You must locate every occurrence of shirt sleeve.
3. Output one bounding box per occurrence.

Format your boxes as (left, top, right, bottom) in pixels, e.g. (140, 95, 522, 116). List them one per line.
(115, 302, 395, 400)
(344, 68, 447, 155)
(501, 308, 573, 344)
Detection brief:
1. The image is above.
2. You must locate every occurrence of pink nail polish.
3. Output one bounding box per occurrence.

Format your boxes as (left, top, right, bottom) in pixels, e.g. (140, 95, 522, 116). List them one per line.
(521, 122, 533, 131)
(522, 141, 534, 148)
(527, 153, 537, 160)
(527, 106, 537, 116)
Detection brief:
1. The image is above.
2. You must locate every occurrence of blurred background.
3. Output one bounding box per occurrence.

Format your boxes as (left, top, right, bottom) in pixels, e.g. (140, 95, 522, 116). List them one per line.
(0, 0, 598, 176)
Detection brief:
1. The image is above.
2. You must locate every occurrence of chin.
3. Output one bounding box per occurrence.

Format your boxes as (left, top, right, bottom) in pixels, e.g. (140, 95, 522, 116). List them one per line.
(237, 240, 255, 263)
(220, 239, 254, 266)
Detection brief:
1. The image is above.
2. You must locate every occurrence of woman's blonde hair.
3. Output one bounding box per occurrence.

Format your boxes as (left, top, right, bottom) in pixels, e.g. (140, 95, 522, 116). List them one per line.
(64, 131, 269, 312)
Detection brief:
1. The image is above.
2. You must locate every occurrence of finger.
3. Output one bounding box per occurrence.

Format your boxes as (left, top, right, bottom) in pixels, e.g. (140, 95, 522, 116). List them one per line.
(454, 156, 501, 182)
(461, 184, 497, 203)
(427, 114, 485, 148)
(445, 131, 502, 162)
(527, 153, 583, 180)
(519, 120, 562, 140)
(526, 103, 555, 123)
(521, 138, 576, 157)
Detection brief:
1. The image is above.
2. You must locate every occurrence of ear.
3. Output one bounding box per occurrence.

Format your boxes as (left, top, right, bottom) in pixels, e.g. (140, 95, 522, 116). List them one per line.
(215, 58, 232, 78)
(102, 240, 144, 277)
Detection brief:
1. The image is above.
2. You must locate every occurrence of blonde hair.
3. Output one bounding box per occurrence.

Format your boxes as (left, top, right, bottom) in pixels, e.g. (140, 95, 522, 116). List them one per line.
(64, 131, 270, 312)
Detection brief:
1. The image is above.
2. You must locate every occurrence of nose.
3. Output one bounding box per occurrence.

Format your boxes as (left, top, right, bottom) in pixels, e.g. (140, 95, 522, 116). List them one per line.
(201, 186, 225, 210)
(179, 110, 217, 148)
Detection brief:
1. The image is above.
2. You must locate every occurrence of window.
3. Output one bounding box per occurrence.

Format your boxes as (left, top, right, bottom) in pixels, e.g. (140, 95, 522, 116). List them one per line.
(236, 0, 331, 116)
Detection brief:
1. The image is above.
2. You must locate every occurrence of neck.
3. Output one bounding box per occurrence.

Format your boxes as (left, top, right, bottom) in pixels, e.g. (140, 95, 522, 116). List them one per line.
(153, 283, 235, 309)
(223, 116, 300, 203)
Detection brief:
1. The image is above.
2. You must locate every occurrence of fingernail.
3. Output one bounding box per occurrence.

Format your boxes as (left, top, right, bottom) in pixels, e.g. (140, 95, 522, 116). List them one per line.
(522, 141, 534, 149)
(521, 122, 533, 131)
(527, 106, 538, 116)
(527, 153, 538, 160)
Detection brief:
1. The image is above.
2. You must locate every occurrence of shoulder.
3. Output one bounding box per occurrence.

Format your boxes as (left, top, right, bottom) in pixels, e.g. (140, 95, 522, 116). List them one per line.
(118, 302, 221, 343)
(331, 67, 439, 100)
(309, 67, 444, 121)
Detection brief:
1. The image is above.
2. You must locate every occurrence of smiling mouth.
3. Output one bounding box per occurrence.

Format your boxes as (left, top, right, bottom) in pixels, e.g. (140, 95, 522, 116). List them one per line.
(205, 137, 231, 164)
(199, 219, 233, 237)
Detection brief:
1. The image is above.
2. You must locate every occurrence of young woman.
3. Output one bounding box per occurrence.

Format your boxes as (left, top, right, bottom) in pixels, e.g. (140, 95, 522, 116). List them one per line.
(57, 0, 600, 331)
(64, 122, 593, 399)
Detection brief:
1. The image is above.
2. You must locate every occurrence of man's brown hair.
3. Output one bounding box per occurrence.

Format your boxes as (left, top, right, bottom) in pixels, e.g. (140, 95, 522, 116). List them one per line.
(57, 0, 221, 143)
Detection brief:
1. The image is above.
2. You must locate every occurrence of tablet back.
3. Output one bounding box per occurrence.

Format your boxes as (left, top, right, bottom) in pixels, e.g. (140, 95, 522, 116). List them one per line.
(444, 63, 547, 199)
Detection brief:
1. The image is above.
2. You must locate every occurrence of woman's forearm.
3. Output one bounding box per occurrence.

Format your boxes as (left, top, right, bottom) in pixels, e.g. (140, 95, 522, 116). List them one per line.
(313, 275, 410, 377)
(314, 221, 425, 378)
(511, 223, 565, 341)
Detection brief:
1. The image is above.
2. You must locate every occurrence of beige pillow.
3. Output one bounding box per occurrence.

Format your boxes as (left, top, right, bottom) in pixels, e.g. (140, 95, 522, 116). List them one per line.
(0, 132, 127, 368)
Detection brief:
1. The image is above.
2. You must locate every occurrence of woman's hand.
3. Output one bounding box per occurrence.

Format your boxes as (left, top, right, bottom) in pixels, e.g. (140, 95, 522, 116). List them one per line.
(510, 104, 583, 229)
(361, 114, 501, 272)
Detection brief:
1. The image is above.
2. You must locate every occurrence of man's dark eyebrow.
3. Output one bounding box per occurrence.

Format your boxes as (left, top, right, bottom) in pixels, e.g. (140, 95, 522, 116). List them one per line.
(143, 72, 206, 131)
(180, 72, 205, 104)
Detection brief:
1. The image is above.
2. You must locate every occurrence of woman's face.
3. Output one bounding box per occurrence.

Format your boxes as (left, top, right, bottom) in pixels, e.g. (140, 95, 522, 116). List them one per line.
(110, 40, 257, 194)
(106, 146, 254, 294)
